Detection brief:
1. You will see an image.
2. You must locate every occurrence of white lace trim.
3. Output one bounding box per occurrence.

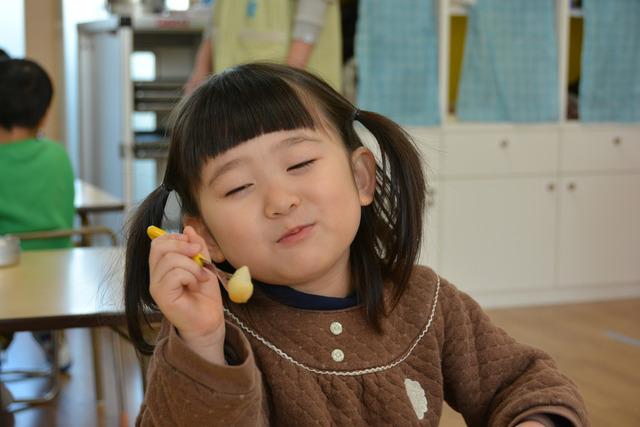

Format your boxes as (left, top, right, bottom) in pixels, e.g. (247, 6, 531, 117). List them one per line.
(223, 274, 441, 376)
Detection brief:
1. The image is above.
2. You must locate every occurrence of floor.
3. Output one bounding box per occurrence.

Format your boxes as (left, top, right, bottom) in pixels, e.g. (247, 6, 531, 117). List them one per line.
(1, 328, 144, 427)
(439, 298, 640, 426)
(1, 298, 639, 426)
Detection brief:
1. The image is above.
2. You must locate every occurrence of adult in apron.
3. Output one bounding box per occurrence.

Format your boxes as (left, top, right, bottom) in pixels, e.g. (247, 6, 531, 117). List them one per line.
(187, 0, 342, 92)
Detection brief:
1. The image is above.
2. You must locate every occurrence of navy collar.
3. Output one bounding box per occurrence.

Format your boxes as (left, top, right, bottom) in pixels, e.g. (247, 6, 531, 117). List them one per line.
(255, 282, 359, 310)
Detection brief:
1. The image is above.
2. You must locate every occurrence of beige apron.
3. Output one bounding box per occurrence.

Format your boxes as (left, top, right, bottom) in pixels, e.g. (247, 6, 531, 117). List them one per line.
(212, 0, 342, 91)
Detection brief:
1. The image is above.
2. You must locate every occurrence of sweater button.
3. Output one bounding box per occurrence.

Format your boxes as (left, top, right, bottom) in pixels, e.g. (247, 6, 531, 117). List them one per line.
(329, 321, 343, 335)
(331, 349, 345, 362)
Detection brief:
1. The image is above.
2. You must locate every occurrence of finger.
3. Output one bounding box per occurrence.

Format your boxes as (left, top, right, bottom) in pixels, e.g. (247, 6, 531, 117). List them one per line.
(150, 251, 208, 286)
(184, 277, 203, 294)
(198, 267, 225, 300)
(150, 267, 199, 306)
(149, 237, 202, 273)
(151, 268, 215, 313)
(148, 231, 188, 268)
(148, 232, 198, 266)
(150, 267, 212, 307)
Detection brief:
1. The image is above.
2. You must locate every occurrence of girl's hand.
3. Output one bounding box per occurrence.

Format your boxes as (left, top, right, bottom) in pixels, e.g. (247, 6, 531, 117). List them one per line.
(148, 225, 226, 365)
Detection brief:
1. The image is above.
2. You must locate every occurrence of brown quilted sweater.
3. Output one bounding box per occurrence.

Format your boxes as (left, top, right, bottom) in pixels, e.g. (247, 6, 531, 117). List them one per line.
(137, 266, 588, 426)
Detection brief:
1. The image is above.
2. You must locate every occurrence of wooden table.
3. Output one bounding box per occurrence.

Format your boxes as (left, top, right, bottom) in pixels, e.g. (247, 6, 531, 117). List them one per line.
(74, 179, 125, 227)
(74, 180, 125, 246)
(0, 247, 125, 333)
(0, 247, 149, 419)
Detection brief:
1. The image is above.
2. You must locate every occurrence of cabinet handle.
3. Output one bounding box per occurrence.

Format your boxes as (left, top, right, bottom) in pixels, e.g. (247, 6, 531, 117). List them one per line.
(567, 182, 577, 191)
(499, 139, 509, 149)
(547, 183, 555, 192)
(613, 136, 622, 146)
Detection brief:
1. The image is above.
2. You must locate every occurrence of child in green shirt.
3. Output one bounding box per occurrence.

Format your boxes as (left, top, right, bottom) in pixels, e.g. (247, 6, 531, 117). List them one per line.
(0, 58, 75, 250)
(0, 58, 74, 394)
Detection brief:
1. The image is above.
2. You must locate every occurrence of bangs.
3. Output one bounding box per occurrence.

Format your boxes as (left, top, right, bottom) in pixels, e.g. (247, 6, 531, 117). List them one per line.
(168, 64, 319, 195)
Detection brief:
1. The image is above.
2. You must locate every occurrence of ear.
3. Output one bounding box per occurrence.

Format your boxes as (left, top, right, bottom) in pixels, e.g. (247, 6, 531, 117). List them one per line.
(183, 216, 226, 263)
(351, 147, 376, 206)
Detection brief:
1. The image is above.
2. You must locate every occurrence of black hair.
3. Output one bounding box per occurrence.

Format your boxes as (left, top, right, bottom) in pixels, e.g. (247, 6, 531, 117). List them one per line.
(0, 48, 9, 61)
(125, 63, 426, 354)
(0, 58, 53, 131)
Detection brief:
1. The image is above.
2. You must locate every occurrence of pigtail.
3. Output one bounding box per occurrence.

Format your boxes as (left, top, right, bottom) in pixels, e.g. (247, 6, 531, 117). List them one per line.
(350, 110, 426, 326)
(124, 186, 171, 355)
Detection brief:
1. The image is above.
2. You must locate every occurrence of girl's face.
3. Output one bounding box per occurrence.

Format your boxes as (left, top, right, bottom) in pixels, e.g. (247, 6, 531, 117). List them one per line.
(189, 127, 376, 297)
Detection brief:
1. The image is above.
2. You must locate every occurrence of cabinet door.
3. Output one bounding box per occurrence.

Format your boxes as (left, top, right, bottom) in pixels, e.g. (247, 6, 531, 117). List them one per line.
(408, 128, 441, 269)
(557, 175, 640, 287)
(439, 178, 557, 292)
(443, 128, 559, 177)
(561, 126, 640, 172)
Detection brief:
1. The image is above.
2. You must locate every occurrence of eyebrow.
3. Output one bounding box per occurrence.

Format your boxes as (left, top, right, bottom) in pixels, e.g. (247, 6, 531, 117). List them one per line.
(207, 134, 322, 186)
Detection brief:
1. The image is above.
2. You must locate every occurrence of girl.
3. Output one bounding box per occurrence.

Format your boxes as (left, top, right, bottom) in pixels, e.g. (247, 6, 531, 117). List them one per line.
(125, 63, 587, 426)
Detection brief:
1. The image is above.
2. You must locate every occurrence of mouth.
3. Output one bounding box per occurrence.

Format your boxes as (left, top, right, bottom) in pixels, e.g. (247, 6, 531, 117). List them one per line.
(277, 224, 314, 244)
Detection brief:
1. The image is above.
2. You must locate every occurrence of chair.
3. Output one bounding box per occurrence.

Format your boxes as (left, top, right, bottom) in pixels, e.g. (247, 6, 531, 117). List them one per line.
(0, 226, 118, 409)
(0, 331, 64, 406)
(12, 225, 118, 247)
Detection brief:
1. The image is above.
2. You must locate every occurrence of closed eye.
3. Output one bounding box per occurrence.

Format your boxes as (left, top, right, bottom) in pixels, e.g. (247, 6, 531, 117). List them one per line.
(287, 159, 316, 171)
(225, 183, 252, 197)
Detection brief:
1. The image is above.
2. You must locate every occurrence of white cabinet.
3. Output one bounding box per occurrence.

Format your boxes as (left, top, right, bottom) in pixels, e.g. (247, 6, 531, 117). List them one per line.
(556, 126, 640, 288)
(406, 127, 441, 269)
(437, 126, 559, 297)
(561, 127, 640, 172)
(442, 128, 559, 177)
(399, 0, 640, 306)
(557, 174, 640, 287)
(439, 177, 557, 293)
(420, 123, 640, 306)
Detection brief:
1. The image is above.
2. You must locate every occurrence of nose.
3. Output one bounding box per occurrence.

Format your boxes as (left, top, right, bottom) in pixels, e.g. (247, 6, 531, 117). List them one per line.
(263, 180, 300, 218)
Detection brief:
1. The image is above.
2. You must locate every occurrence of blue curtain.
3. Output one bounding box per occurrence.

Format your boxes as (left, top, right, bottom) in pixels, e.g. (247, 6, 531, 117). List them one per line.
(580, 0, 640, 122)
(355, 0, 440, 126)
(456, 0, 559, 122)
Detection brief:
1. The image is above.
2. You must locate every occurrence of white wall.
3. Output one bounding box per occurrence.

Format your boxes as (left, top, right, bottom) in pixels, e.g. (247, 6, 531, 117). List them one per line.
(0, 0, 25, 57)
(62, 0, 109, 173)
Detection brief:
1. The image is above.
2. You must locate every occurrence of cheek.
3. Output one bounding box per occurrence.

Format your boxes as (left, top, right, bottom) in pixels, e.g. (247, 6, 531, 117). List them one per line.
(204, 204, 258, 254)
(343, 196, 364, 233)
(325, 171, 362, 207)
(319, 177, 363, 229)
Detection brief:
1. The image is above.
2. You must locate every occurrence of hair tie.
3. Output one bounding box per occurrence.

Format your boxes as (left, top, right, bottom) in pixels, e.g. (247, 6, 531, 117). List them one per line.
(161, 189, 183, 232)
(353, 109, 361, 122)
